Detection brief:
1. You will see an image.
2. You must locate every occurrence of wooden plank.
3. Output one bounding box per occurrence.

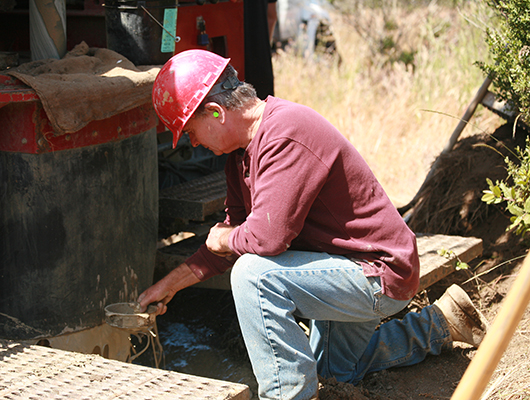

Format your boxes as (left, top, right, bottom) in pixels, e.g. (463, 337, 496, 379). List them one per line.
(156, 233, 483, 292)
(0, 339, 250, 400)
(417, 233, 483, 292)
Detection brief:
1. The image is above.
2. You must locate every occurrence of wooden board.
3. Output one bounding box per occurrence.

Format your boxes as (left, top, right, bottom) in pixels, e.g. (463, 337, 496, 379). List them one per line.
(417, 233, 483, 292)
(158, 233, 483, 292)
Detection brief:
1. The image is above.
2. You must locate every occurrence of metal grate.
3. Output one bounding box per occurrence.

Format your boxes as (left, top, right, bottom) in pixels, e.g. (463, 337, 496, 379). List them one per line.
(0, 339, 250, 400)
(159, 171, 227, 221)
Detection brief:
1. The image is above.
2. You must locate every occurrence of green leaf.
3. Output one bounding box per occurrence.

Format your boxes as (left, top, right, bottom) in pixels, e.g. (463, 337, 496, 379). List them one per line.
(524, 196, 530, 213)
(501, 183, 513, 199)
(481, 192, 496, 204)
(493, 185, 502, 197)
(456, 262, 469, 271)
(508, 203, 524, 217)
(509, 215, 523, 230)
(437, 248, 451, 258)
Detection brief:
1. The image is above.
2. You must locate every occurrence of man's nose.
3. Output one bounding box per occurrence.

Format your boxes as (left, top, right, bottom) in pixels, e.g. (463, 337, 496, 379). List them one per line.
(188, 134, 199, 147)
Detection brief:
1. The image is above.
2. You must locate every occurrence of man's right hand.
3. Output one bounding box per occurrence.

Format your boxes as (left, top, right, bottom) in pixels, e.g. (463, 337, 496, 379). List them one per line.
(205, 222, 236, 257)
(137, 263, 201, 315)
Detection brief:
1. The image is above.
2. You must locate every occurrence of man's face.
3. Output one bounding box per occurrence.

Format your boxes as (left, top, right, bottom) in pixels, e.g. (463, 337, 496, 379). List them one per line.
(183, 113, 237, 155)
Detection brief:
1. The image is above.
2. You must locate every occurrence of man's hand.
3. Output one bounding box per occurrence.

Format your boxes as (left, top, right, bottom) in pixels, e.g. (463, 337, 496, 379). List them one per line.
(206, 222, 236, 257)
(137, 263, 200, 315)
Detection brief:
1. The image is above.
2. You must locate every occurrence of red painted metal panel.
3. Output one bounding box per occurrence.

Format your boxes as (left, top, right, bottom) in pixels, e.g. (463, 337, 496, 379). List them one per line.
(174, 1, 245, 80)
(0, 75, 39, 105)
(0, 75, 157, 154)
(0, 101, 41, 154)
(45, 104, 157, 152)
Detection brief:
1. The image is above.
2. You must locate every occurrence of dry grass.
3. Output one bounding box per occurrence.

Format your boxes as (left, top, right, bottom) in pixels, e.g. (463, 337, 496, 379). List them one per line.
(480, 295, 530, 400)
(272, 1, 504, 207)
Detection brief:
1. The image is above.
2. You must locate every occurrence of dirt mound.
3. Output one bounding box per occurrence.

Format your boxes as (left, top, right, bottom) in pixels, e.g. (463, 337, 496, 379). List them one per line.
(408, 123, 529, 270)
(408, 124, 518, 234)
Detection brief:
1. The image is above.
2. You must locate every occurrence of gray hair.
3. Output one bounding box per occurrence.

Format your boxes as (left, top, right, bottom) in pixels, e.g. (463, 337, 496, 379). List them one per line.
(195, 64, 257, 115)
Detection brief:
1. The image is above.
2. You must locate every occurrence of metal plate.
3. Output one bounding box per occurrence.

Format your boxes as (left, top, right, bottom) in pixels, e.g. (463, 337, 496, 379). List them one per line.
(0, 339, 250, 399)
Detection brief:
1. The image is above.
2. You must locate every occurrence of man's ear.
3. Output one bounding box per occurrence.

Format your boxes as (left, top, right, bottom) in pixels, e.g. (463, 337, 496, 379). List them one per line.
(205, 102, 224, 122)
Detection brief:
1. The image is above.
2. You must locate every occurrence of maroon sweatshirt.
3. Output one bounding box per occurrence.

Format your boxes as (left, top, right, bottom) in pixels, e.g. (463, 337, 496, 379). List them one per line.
(186, 97, 419, 300)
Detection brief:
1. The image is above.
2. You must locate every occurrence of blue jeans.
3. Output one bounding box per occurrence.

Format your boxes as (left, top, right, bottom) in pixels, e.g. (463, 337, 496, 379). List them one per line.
(230, 251, 452, 400)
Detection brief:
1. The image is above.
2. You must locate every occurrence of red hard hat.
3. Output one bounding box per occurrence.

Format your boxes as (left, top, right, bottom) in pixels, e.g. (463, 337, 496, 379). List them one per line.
(152, 49, 230, 148)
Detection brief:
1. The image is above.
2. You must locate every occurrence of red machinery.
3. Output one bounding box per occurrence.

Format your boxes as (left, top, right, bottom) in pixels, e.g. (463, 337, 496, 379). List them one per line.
(0, 0, 245, 355)
(0, 0, 245, 76)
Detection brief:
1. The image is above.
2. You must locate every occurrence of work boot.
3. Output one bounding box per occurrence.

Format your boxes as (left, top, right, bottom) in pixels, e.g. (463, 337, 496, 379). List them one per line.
(433, 284, 489, 347)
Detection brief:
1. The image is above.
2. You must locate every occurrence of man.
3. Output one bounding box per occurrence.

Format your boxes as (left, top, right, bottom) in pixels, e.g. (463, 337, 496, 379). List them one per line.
(141, 49, 488, 400)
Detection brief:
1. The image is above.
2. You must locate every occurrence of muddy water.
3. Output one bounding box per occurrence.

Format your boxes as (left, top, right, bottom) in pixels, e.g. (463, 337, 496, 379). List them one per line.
(135, 287, 258, 398)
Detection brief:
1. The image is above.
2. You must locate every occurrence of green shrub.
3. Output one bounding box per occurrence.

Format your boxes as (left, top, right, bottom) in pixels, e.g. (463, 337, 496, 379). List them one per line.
(476, 0, 530, 122)
(482, 137, 530, 237)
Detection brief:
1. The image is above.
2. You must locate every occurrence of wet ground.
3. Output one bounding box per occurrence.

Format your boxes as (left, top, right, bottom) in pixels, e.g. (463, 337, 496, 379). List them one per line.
(134, 287, 259, 398)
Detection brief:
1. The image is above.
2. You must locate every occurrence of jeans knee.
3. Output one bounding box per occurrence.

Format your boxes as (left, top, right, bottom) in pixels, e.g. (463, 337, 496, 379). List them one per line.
(231, 253, 261, 293)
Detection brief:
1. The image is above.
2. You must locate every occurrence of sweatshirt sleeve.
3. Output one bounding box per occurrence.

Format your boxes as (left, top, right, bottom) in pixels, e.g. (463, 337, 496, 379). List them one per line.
(228, 138, 330, 256)
(183, 152, 245, 281)
(185, 244, 237, 281)
(223, 151, 249, 227)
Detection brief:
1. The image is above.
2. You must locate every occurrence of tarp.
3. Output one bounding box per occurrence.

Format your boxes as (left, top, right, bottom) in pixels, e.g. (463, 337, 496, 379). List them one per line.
(7, 41, 161, 135)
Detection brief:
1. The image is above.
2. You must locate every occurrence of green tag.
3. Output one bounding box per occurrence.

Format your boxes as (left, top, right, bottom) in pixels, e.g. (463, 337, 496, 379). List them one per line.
(161, 8, 177, 53)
